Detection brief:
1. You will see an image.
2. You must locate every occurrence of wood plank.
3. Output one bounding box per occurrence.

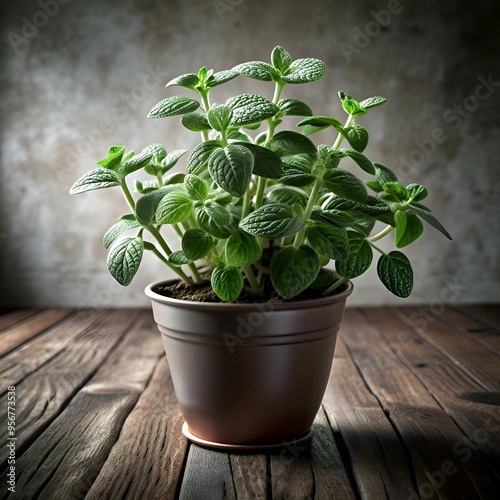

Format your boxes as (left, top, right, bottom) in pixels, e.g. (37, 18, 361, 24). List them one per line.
(229, 454, 268, 500)
(0, 309, 72, 357)
(0, 310, 110, 392)
(270, 407, 355, 499)
(86, 356, 188, 500)
(461, 304, 500, 329)
(0, 309, 141, 472)
(394, 306, 500, 391)
(323, 338, 417, 498)
(359, 307, 500, 489)
(179, 445, 237, 500)
(9, 311, 164, 499)
(0, 309, 42, 331)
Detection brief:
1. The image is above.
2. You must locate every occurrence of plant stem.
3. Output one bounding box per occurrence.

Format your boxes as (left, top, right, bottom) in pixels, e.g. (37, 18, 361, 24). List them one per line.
(254, 176, 267, 209)
(200, 91, 211, 142)
(121, 181, 136, 211)
(368, 225, 393, 242)
(188, 264, 203, 284)
(241, 189, 251, 219)
(368, 240, 387, 256)
(332, 114, 354, 149)
(243, 266, 263, 297)
(148, 244, 192, 284)
(293, 180, 322, 247)
(172, 223, 184, 239)
(323, 276, 348, 296)
(272, 81, 284, 105)
(147, 225, 173, 256)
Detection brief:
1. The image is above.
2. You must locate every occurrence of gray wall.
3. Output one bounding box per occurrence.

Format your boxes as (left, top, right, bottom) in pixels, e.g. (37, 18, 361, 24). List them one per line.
(1, 0, 499, 308)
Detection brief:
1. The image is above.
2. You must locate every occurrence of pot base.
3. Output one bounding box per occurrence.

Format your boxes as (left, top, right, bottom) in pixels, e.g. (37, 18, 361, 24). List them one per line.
(182, 422, 313, 451)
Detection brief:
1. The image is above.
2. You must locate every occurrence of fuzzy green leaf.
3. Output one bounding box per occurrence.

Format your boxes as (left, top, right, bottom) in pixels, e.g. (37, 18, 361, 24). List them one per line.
(409, 205, 452, 240)
(307, 223, 349, 261)
(336, 231, 373, 278)
(270, 131, 317, 156)
(269, 187, 308, 208)
(195, 201, 233, 238)
(135, 187, 177, 225)
(107, 237, 143, 286)
(232, 142, 283, 178)
(281, 58, 325, 84)
(277, 98, 312, 117)
(297, 116, 343, 135)
(166, 73, 199, 89)
(271, 46, 292, 73)
(184, 174, 209, 201)
(69, 168, 121, 194)
(323, 169, 367, 202)
(206, 70, 239, 89)
(182, 112, 211, 132)
(120, 151, 153, 177)
(156, 191, 193, 224)
(148, 96, 200, 119)
(345, 125, 369, 152)
(103, 216, 140, 249)
(161, 150, 187, 174)
(141, 144, 167, 162)
(182, 229, 213, 260)
(395, 211, 424, 248)
(96, 146, 126, 171)
(187, 141, 222, 175)
(208, 145, 254, 197)
(240, 204, 305, 239)
(342, 149, 375, 174)
(225, 230, 261, 267)
(169, 250, 193, 267)
(232, 61, 278, 82)
(359, 96, 388, 109)
(226, 94, 279, 126)
(377, 251, 413, 298)
(211, 264, 244, 302)
(317, 145, 345, 169)
(270, 245, 320, 299)
(374, 162, 398, 185)
(207, 104, 233, 132)
(406, 183, 428, 202)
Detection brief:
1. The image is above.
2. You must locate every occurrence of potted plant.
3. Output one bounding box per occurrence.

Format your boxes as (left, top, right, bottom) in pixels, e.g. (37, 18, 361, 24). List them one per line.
(70, 46, 451, 450)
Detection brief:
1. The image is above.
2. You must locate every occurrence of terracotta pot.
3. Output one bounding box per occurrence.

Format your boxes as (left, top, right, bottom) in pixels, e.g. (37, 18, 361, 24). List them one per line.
(145, 279, 353, 449)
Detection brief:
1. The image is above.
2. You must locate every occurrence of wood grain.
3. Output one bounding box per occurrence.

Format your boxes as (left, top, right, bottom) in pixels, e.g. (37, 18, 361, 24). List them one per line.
(462, 304, 500, 328)
(0, 309, 72, 357)
(9, 311, 163, 499)
(0, 309, 42, 331)
(86, 356, 188, 500)
(0, 309, 141, 472)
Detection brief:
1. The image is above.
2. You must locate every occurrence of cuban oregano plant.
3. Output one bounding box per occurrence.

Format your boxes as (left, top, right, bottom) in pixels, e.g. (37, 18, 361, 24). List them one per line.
(70, 46, 451, 302)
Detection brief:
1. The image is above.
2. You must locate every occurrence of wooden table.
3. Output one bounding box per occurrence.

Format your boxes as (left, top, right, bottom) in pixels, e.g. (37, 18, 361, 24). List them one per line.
(0, 305, 499, 499)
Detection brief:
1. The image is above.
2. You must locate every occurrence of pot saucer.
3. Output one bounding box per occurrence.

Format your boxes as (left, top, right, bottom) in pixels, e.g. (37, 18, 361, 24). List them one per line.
(182, 422, 313, 451)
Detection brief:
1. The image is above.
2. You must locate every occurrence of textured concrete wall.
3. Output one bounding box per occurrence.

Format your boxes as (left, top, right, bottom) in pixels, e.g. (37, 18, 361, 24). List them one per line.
(1, 0, 499, 307)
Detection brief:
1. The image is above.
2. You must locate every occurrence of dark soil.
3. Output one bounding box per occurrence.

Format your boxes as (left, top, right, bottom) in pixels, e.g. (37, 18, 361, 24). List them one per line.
(153, 272, 348, 304)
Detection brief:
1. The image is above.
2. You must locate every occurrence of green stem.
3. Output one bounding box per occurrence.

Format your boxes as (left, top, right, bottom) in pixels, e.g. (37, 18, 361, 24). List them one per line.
(241, 190, 251, 220)
(293, 180, 322, 247)
(368, 225, 393, 242)
(243, 266, 263, 297)
(332, 114, 354, 149)
(254, 176, 267, 209)
(368, 240, 387, 256)
(148, 244, 192, 284)
(172, 223, 184, 239)
(323, 276, 348, 296)
(188, 264, 203, 284)
(272, 81, 284, 105)
(200, 91, 211, 142)
(147, 225, 173, 256)
(156, 172, 163, 188)
(121, 181, 136, 211)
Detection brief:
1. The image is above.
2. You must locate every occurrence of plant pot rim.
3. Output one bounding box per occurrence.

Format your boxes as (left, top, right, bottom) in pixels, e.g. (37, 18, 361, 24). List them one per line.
(145, 278, 353, 311)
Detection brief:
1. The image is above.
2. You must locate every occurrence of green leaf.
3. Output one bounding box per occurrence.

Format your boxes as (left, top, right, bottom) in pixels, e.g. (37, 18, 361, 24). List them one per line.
(182, 112, 211, 132)
(240, 204, 306, 238)
(162, 150, 187, 174)
(148, 96, 200, 119)
(232, 142, 283, 178)
(135, 186, 177, 225)
(182, 229, 213, 260)
(208, 145, 254, 197)
(374, 162, 398, 185)
(307, 223, 349, 261)
(225, 230, 261, 267)
(365, 179, 383, 193)
(169, 250, 193, 266)
(338, 92, 367, 116)
(382, 181, 407, 201)
(270, 245, 320, 299)
(166, 73, 199, 89)
(232, 61, 278, 82)
(271, 46, 292, 73)
(317, 145, 345, 169)
(141, 144, 167, 162)
(206, 69, 239, 89)
(103, 216, 140, 249)
(277, 99, 312, 117)
(213, 191, 233, 205)
(377, 251, 413, 298)
(409, 205, 452, 240)
(345, 125, 369, 152)
(280, 156, 316, 186)
(297, 116, 343, 135)
(359, 96, 388, 109)
(281, 58, 326, 84)
(187, 141, 222, 175)
(323, 169, 367, 202)
(135, 179, 159, 194)
(395, 211, 424, 248)
(211, 264, 244, 302)
(196, 201, 233, 238)
(336, 231, 373, 278)
(156, 191, 193, 224)
(207, 104, 233, 132)
(406, 183, 428, 202)
(226, 94, 279, 126)
(69, 168, 121, 194)
(269, 187, 308, 208)
(120, 151, 153, 177)
(96, 146, 125, 170)
(270, 131, 317, 156)
(342, 149, 375, 174)
(309, 273, 337, 289)
(107, 237, 143, 286)
(184, 174, 209, 201)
